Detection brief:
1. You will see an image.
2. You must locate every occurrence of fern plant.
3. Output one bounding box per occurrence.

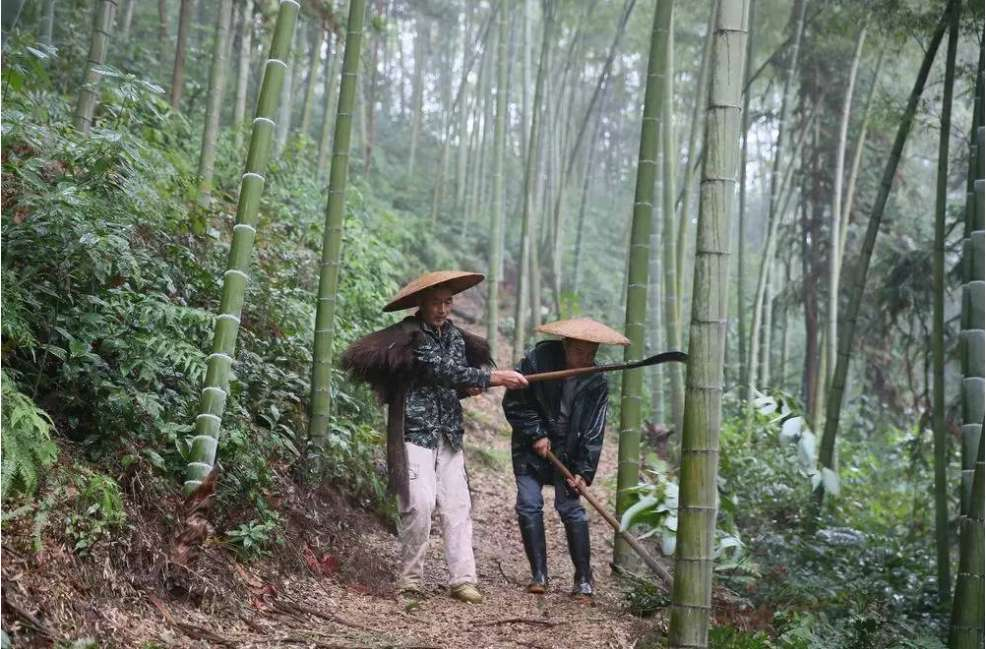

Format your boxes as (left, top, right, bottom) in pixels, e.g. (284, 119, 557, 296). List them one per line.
(1, 372, 59, 501)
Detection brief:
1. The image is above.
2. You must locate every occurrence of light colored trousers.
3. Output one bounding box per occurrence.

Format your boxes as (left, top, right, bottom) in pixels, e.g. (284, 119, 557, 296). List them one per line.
(397, 438, 477, 589)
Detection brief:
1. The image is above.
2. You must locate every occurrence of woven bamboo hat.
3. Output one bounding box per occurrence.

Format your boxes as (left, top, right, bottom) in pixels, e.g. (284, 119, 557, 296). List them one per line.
(536, 317, 631, 346)
(383, 270, 485, 312)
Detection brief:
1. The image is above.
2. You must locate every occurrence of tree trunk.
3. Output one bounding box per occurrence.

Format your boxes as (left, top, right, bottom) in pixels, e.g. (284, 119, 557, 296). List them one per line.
(949, 430, 984, 649)
(274, 21, 299, 156)
(363, 3, 382, 175)
(407, 17, 429, 177)
(41, 0, 55, 46)
(486, 3, 509, 359)
(613, 0, 670, 568)
(736, 0, 755, 398)
(828, 25, 866, 398)
(307, 0, 367, 447)
(745, 0, 806, 395)
(571, 90, 607, 295)
(660, 1, 683, 437)
(675, 0, 717, 325)
(119, 0, 136, 41)
(512, 0, 553, 358)
(75, 0, 118, 134)
(169, 0, 194, 111)
(317, 23, 339, 179)
(184, 0, 300, 494)
(960, 46, 984, 518)
(931, 0, 959, 603)
(299, 24, 325, 140)
(233, 0, 255, 152)
(158, 0, 170, 76)
(816, 6, 949, 505)
(196, 0, 234, 207)
(669, 1, 749, 645)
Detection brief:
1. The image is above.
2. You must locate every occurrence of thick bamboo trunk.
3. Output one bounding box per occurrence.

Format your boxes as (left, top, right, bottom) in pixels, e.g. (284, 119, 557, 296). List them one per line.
(817, 6, 949, 504)
(307, 0, 367, 446)
(75, 0, 118, 134)
(949, 431, 984, 648)
(197, 0, 234, 207)
(745, 0, 806, 394)
(486, 2, 509, 359)
(959, 47, 984, 518)
(169, 0, 194, 111)
(184, 0, 300, 494)
(931, 0, 959, 603)
(669, 1, 749, 645)
(613, 0, 670, 568)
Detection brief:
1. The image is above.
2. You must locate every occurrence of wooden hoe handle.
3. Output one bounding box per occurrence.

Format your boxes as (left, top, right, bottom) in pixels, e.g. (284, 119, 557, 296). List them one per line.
(543, 449, 671, 584)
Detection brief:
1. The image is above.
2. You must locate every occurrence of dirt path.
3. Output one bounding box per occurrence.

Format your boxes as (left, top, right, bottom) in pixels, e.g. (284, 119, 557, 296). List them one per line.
(271, 311, 659, 649)
(268, 382, 653, 649)
(2, 312, 663, 648)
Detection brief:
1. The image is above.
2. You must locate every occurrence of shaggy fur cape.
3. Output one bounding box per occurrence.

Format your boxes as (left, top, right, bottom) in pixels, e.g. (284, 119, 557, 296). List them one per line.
(340, 315, 492, 501)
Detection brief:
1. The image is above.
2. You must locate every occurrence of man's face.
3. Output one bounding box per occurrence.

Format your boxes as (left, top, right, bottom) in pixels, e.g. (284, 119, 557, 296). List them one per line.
(419, 288, 454, 328)
(563, 338, 599, 369)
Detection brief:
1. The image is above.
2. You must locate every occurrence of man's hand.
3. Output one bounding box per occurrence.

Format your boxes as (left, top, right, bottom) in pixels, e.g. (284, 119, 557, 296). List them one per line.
(491, 370, 529, 390)
(532, 437, 550, 458)
(566, 474, 586, 492)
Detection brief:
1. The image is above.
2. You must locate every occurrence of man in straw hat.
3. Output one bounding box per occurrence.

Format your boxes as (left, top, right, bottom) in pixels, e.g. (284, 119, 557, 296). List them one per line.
(341, 271, 528, 604)
(502, 317, 630, 598)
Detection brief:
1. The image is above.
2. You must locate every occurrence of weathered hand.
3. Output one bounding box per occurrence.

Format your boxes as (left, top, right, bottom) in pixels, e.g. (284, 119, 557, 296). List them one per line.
(566, 474, 586, 492)
(491, 370, 529, 390)
(532, 437, 550, 458)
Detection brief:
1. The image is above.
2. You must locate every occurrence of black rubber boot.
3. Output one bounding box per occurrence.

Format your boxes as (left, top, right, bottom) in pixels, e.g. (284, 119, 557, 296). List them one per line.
(564, 520, 593, 597)
(518, 515, 549, 593)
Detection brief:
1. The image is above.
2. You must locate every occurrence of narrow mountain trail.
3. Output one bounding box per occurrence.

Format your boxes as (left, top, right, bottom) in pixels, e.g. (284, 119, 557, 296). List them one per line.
(263, 385, 656, 649)
(2, 301, 669, 648)
(267, 311, 662, 648)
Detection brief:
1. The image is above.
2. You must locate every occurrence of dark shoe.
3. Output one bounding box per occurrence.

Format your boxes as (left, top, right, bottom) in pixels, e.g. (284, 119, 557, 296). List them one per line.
(518, 514, 549, 593)
(564, 519, 593, 597)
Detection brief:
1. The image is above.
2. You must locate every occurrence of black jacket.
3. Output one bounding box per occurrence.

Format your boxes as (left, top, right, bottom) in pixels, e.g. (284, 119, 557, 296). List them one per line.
(502, 340, 608, 485)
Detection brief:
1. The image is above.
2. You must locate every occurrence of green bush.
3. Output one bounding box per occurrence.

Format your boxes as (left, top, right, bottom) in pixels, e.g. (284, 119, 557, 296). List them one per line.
(0, 372, 59, 501)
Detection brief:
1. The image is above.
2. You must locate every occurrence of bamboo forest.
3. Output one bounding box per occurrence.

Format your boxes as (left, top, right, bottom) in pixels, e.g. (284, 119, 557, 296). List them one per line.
(1, 0, 985, 647)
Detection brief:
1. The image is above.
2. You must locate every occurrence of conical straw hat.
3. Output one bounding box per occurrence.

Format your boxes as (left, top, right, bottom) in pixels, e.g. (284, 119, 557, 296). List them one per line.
(383, 270, 485, 312)
(536, 317, 630, 346)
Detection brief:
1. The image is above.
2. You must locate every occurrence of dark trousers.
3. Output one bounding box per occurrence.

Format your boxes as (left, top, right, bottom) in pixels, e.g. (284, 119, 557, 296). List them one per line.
(515, 471, 587, 524)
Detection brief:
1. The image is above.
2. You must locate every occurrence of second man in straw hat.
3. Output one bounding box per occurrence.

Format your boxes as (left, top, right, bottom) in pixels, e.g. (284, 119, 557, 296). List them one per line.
(502, 317, 630, 598)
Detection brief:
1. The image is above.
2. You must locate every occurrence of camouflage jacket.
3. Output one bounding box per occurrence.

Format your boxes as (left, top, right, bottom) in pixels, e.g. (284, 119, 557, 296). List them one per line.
(404, 318, 491, 450)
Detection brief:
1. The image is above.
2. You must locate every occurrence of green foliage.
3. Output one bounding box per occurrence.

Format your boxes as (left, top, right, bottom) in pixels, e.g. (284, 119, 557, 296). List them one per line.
(226, 509, 284, 561)
(63, 470, 126, 555)
(1, 372, 59, 500)
(0, 37, 405, 543)
(711, 396, 950, 647)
